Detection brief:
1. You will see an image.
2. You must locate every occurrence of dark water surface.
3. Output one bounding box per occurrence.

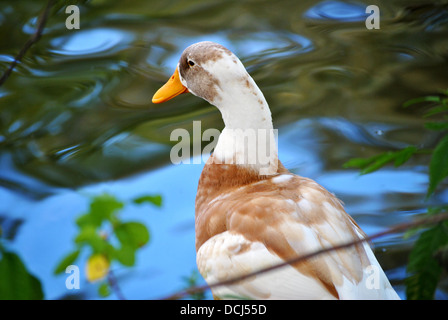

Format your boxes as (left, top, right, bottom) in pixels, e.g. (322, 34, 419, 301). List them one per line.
(1, 0, 448, 299)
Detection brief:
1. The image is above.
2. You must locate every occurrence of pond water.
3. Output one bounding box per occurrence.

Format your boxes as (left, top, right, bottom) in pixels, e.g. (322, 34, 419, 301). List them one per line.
(1, 0, 448, 299)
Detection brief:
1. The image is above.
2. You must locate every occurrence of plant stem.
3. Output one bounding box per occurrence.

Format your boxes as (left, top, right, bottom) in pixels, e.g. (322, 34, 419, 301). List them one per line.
(0, 0, 55, 87)
(107, 270, 126, 300)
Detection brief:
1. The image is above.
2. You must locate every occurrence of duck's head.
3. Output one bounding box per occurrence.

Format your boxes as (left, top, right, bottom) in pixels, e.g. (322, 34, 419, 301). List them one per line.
(152, 41, 277, 174)
(152, 41, 237, 105)
(152, 42, 270, 127)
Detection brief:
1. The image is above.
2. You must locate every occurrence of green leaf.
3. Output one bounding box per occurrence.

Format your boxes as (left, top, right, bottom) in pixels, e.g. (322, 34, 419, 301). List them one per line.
(74, 226, 112, 255)
(434, 244, 448, 272)
(53, 249, 80, 275)
(0, 251, 44, 299)
(115, 222, 150, 249)
(77, 194, 123, 228)
(343, 146, 418, 175)
(402, 93, 448, 118)
(403, 95, 440, 108)
(76, 213, 98, 229)
(428, 135, 448, 197)
(133, 195, 162, 207)
(360, 153, 396, 174)
(424, 122, 448, 131)
(394, 146, 419, 167)
(424, 105, 448, 118)
(98, 282, 111, 297)
(343, 155, 381, 169)
(74, 225, 97, 243)
(90, 194, 123, 218)
(406, 222, 448, 300)
(113, 245, 136, 266)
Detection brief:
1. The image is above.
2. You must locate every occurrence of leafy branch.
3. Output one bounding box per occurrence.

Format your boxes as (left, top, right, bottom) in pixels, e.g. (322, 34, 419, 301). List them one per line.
(344, 90, 448, 198)
(405, 209, 448, 300)
(54, 193, 162, 299)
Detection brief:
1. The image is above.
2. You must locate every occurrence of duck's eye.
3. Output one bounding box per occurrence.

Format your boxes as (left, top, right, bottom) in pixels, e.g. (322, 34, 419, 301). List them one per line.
(188, 60, 195, 67)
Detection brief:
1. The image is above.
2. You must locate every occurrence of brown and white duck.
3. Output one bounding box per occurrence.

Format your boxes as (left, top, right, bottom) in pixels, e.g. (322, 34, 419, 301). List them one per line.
(152, 41, 400, 300)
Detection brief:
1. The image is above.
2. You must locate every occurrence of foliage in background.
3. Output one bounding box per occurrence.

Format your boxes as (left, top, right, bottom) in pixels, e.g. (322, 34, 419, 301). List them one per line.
(0, 221, 44, 299)
(344, 90, 448, 300)
(54, 193, 162, 298)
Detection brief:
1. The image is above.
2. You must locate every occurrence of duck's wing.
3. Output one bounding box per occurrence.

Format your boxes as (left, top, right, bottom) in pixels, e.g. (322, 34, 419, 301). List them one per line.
(197, 175, 400, 300)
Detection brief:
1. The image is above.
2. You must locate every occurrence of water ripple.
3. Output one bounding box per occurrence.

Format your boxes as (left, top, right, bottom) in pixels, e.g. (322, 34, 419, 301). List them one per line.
(305, 0, 368, 22)
(49, 28, 133, 57)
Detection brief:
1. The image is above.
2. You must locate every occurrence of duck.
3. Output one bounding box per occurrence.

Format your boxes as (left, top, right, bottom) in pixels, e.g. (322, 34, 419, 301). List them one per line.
(152, 41, 400, 300)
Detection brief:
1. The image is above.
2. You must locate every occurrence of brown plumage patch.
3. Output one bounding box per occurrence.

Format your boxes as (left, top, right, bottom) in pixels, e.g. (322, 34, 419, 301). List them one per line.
(195, 155, 370, 299)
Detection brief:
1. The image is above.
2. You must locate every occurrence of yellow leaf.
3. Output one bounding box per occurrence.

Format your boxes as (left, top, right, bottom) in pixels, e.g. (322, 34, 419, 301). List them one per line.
(86, 254, 109, 282)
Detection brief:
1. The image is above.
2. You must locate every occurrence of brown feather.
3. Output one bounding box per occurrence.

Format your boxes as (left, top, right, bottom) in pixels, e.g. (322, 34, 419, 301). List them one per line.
(195, 155, 370, 298)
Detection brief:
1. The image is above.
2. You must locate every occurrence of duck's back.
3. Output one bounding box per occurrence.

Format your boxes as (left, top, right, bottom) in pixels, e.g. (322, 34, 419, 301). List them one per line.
(195, 157, 400, 300)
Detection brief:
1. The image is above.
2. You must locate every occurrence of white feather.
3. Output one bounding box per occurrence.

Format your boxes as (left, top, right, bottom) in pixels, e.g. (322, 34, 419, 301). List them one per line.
(197, 231, 337, 300)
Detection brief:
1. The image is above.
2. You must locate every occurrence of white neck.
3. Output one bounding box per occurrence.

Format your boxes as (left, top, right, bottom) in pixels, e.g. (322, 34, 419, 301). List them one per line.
(212, 71, 279, 175)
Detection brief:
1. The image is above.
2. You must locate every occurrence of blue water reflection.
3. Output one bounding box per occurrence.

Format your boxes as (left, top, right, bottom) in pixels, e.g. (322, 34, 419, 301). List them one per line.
(50, 28, 133, 57)
(305, 1, 368, 21)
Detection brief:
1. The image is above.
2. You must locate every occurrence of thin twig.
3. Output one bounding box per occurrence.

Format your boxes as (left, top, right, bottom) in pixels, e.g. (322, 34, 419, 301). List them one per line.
(159, 212, 448, 300)
(107, 270, 126, 300)
(0, 0, 55, 87)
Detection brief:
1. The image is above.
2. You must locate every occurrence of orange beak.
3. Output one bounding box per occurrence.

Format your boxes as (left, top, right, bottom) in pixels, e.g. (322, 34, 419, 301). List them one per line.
(152, 67, 189, 104)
